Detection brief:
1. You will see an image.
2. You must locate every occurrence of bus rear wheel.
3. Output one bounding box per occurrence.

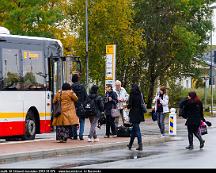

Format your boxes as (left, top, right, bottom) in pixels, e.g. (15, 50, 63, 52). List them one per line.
(22, 111, 36, 140)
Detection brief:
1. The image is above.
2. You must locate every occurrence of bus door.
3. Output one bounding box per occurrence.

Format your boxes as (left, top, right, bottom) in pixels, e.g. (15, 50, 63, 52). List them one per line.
(48, 57, 62, 126)
(63, 56, 81, 84)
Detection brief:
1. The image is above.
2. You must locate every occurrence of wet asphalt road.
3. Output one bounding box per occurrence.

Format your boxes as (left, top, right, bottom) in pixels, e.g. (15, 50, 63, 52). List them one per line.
(0, 121, 215, 169)
(74, 127, 216, 169)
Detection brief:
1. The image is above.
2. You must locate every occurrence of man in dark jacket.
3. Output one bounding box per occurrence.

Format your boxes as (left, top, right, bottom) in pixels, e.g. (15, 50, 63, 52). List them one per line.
(71, 74, 87, 140)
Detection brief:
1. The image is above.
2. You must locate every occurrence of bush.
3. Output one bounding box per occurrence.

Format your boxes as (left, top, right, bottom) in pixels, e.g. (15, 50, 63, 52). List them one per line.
(169, 87, 216, 112)
(168, 83, 183, 108)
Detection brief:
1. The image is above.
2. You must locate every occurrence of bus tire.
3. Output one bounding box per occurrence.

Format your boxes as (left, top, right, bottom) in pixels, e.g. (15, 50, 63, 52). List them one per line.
(23, 111, 36, 140)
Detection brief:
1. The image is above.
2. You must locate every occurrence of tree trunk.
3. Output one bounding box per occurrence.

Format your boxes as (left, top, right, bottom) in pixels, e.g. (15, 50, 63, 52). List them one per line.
(147, 76, 156, 109)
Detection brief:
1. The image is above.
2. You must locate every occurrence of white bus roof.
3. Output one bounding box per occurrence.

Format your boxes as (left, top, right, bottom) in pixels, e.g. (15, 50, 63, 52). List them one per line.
(0, 33, 63, 48)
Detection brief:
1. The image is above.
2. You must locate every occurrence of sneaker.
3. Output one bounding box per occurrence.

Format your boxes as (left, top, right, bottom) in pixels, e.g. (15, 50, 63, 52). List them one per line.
(112, 135, 117, 138)
(88, 138, 93, 142)
(160, 134, 165, 138)
(104, 135, 110, 138)
(94, 138, 99, 142)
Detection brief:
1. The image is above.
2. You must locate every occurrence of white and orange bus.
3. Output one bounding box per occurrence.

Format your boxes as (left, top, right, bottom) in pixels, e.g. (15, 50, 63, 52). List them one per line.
(0, 28, 81, 140)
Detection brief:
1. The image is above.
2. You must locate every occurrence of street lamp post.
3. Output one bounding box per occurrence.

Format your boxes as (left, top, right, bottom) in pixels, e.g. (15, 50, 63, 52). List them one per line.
(85, 0, 89, 91)
(210, 29, 213, 115)
(210, 5, 216, 115)
(202, 76, 208, 110)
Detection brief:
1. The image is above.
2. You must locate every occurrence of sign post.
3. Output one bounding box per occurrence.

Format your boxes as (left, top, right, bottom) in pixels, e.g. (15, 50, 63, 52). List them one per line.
(105, 45, 116, 87)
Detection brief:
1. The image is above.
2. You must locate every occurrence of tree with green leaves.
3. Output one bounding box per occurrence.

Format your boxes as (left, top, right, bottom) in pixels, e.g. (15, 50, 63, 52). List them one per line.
(0, 0, 76, 55)
(68, 0, 143, 88)
(133, 0, 215, 108)
(1, 0, 63, 37)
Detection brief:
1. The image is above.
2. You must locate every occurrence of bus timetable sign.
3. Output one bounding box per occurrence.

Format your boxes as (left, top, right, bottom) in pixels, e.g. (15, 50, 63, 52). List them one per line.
(105, 45, 116, 86)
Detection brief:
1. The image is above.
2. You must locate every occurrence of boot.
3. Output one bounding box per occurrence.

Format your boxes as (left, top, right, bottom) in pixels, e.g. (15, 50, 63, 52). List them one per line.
(127, 140, 133, 150)
(136, 144, 143, 151)
(200, 140, 205, 149)
(185, 145, 193, 150)
(127, 138, 134, 150)
(194, 132, 205, 149)
(127, 144, 132, 150)
(186, 133, 193, 150)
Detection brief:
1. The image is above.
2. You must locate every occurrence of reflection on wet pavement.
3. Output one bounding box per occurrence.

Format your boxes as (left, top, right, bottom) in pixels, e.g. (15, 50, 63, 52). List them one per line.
(53, 151, 163, 169)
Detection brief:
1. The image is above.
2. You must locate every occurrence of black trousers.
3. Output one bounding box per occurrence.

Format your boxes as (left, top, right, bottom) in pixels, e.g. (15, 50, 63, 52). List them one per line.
(187, 124, 203, 146)
(106, 113, 116, 136)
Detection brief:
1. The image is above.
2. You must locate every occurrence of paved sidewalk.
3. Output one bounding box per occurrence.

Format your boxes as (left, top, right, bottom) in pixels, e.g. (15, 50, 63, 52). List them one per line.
(0, 134, 176, 164)
(1, 116, 215, 164)
(0, 118, 180, 164)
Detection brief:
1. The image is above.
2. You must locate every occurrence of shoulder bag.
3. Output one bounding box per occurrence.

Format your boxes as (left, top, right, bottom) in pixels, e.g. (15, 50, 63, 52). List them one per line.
(140, 93, 147, 113)
(53, 91, 62, 117)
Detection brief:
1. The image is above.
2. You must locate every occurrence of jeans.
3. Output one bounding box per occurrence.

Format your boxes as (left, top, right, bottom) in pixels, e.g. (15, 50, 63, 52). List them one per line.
(71, 117, 85, 139)
(88, 116, 99, 139)
(79, 117, 85, 138)
(129, 123, 142, 146)
(156, 112, 166, 134)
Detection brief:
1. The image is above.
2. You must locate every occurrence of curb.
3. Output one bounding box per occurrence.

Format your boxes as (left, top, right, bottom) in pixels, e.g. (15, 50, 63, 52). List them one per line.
(0, 136, 179, 165)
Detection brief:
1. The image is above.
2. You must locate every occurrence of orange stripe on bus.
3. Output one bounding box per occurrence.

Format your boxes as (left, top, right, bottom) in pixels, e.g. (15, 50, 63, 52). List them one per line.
(0, 112, 51, 118)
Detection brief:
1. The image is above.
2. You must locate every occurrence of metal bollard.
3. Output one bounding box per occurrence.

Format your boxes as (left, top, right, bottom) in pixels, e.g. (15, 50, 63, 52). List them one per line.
(169, 108, 177, 136)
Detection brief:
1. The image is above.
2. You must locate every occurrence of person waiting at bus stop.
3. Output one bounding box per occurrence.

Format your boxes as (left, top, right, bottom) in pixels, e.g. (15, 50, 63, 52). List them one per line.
(52, 83, 79, 143)
(71, 74, 87, 140)
(126, 84, 144, 151)
(113, 80, 129, 128)
(104, 84, 118, 138)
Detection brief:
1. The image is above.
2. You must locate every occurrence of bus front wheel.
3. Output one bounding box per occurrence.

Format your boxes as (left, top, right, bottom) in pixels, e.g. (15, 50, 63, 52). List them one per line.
(23, 112, 36, 140)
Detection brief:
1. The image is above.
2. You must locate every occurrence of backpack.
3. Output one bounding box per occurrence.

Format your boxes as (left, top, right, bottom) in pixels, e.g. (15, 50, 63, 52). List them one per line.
(72, 83, 87, 117)
(84, 96, 98, 117)
(178, 99, 188, 119)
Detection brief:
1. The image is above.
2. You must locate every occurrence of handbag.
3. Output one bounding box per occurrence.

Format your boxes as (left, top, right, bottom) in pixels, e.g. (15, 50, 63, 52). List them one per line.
(53, 91, 62, 117)
(199, 120, 208, 135)
(111, 108, 121, 118)
(151, 108, 157, 121)
(140, 93, 147, 113)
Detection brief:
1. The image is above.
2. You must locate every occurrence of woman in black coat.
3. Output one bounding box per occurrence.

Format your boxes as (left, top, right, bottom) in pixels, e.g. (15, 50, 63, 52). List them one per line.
(127, 84, 144, 151)
(184, 91, 205, 150)
(104, 84, 118, 138)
